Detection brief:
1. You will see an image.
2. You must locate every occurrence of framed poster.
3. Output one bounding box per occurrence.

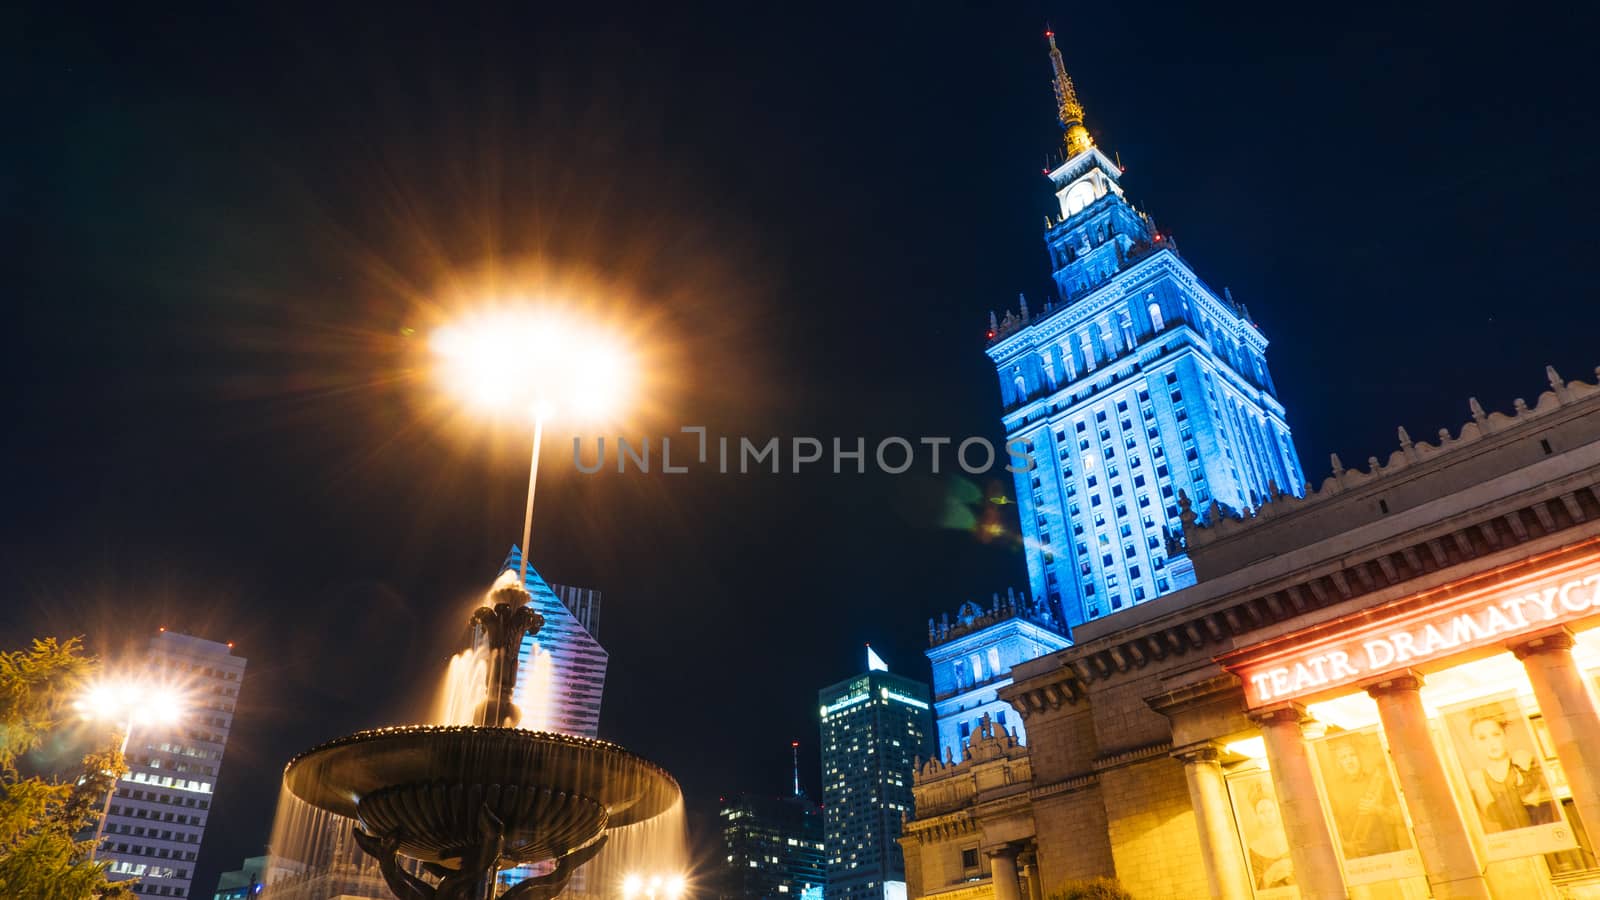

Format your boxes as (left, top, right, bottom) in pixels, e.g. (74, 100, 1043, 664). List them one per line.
(1441, 693, 1579, 861)
(1311, 728, 1425, 885)
(1226, 768, 1300, 899)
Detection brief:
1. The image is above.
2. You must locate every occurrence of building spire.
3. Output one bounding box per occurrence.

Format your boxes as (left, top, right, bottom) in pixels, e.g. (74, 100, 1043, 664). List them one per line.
(791, 741, 802, 797)
(1046, 28, 1094, 158)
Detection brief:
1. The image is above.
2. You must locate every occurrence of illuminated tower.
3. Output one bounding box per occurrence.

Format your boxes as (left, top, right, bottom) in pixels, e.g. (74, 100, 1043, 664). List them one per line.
(986, 31, 1305, 628)
(818, 647, 934, 900)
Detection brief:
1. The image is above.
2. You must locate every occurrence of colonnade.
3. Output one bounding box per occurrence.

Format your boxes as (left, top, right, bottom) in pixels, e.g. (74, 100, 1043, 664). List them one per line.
(1176, 628, 1600, 899)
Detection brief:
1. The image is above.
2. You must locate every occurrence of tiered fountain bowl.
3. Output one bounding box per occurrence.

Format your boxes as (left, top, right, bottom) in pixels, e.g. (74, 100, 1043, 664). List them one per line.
(282, 583, 680, 900)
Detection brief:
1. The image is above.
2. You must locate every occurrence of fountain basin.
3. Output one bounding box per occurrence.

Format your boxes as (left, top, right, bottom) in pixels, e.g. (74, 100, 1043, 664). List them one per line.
(284, 725, 680, 867)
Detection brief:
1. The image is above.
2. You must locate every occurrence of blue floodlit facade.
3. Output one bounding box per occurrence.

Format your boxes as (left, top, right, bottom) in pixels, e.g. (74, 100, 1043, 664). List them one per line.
(924, 589, 1070, 760)
(986, 35, 1305, 629)
(500, 547, 609, 738)
(819, 651, 934, 900)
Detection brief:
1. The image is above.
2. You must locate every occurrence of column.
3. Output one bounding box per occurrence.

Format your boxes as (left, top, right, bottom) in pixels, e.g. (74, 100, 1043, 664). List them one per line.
(1174, 742, 1254, 900)
(987, 846, 1023, 900)
(1512, 628, 1600, 843)
(1366, 672, 1490, 899)
(1019, 849, 1045, 900)
(1249, 704, 1347, 900)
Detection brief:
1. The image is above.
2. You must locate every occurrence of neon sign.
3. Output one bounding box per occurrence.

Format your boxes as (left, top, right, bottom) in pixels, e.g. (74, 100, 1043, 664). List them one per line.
(1225, 555, 1600, 708)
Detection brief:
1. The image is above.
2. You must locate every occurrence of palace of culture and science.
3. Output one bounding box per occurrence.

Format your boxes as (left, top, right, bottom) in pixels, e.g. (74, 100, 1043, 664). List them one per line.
(985, 32, 1305, 630)
(924, 31, 1307, 766)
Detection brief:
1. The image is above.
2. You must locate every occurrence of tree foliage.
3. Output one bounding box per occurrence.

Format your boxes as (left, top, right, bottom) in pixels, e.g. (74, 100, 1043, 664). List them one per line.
(0, 637, 136, 898)
(1048, 877, 1136, 900)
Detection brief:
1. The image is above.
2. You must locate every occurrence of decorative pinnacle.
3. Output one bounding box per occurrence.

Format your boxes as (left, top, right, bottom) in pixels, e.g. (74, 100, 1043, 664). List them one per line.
(1046, 29, 1094, 158)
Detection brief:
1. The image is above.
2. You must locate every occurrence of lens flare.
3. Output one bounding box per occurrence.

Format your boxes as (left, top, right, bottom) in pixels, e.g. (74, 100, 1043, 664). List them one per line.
(431, 309, 634, 423)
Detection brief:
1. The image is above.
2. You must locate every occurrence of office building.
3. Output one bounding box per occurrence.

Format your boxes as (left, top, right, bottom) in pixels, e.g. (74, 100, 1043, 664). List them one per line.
(102, 631, 247, 898)
(717, 785, 827, 899)
(212, 856, 266, 899)
(820, 647, 934, 900)
(501, 547, 608, 738)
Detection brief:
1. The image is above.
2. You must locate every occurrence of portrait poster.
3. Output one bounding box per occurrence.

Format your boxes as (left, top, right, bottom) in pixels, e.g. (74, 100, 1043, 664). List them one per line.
(1441, 693, 1578, 861)
(1311, 728, 1424, 885)
(1226, 768, 1300, 899)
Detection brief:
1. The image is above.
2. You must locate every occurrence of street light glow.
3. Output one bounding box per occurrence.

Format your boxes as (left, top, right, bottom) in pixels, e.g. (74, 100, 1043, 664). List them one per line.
(76, 679, 188, 727)
(431, 310, 634, 422)
(432, 306, 639, 583)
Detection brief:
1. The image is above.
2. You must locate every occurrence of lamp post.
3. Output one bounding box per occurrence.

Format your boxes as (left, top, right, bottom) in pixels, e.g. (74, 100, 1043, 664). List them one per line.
(77, 682, 184, 862)
(432, 310, 631, 583)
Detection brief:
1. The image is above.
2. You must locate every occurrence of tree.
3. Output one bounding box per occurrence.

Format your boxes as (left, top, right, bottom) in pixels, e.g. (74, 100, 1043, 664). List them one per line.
(1048, 877, 1135, 900)
(0, 637, 136, 899)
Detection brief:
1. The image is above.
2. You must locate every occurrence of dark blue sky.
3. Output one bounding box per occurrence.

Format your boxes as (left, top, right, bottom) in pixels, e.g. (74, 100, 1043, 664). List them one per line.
(6, 0, 1599, 891)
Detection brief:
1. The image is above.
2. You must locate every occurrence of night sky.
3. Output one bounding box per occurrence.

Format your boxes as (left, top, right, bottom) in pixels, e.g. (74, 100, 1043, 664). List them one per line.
(7, 0, 1600, 892)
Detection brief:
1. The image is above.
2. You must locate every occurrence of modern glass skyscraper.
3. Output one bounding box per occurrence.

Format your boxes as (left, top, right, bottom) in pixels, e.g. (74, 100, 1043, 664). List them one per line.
(102, 631, 247, 899)
(500, 547, 609, 738)
(987, 32, 1305, 629)
(819, 648, 934, 900)
(716, 790, 826, 899)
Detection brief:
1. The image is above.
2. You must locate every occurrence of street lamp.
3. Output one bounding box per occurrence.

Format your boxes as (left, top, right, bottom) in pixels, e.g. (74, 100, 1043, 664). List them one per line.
(76, 680, 186, 862)
(432, 310, 633, 583)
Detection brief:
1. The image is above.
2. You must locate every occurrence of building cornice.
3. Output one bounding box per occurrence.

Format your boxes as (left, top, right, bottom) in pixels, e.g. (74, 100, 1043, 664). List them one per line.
(1008, 478, 1600, 707)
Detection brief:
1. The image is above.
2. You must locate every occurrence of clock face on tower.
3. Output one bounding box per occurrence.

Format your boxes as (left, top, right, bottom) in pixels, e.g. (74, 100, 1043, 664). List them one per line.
(1063, 179, 1097, 217)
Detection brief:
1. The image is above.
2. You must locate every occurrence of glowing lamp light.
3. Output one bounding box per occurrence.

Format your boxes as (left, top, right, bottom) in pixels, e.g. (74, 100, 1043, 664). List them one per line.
(431, 311, 633, 423)
(77, 680, 188, 728)
(433, 307, 638, 582)
(621, 872, 687, 899)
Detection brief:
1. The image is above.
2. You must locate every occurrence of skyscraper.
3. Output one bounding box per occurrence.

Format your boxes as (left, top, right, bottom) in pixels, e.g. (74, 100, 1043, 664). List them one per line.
(924, 589, 1069, 760)
(102, 631, 247, 899)
(715, 784, 826, 899)
(986, 32, 1305, 629)
(211, 856, 266, 899)
(819, 647, 934, 900)
(500, 547, 609, 738)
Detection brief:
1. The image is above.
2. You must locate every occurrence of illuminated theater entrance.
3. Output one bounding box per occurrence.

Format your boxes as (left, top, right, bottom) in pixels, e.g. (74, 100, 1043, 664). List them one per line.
(1216, 543, 1600, 898)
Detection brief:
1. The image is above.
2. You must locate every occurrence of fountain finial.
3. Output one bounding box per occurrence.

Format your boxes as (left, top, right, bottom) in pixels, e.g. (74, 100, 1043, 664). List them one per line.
(471, 580, 544, 728)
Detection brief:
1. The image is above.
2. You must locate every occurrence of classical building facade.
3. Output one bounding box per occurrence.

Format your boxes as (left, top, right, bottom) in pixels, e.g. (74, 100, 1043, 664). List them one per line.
(926, 589, 1070, 759)
(987, 32, 1303, 630)
(901, 364, 1600, 900)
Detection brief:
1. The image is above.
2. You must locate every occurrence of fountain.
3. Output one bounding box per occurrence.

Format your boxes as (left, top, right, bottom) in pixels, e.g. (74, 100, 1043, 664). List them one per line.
(281, 580, 682, 899)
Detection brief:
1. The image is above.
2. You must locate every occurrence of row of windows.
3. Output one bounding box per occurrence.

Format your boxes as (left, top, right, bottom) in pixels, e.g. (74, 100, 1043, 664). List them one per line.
(113, 790, 210, 810)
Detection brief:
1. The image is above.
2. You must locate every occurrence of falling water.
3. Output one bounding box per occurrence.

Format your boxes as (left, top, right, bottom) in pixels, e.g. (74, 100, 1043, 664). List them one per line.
(261, 786, 406, 899)
(263, 578, 690, 897)
(576, 796, 691, 897)
(435, 647, 489, 727)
